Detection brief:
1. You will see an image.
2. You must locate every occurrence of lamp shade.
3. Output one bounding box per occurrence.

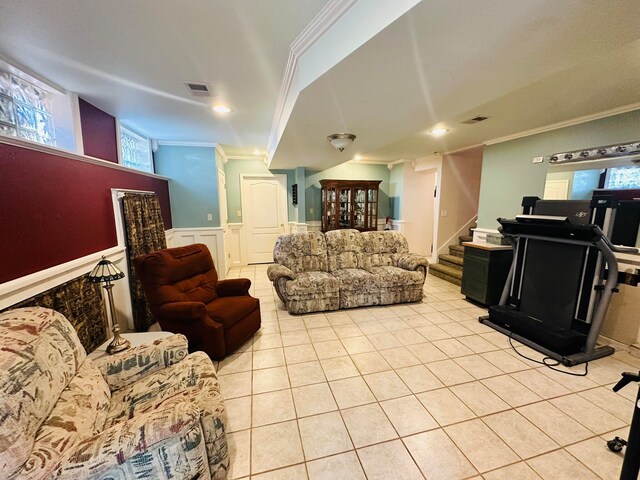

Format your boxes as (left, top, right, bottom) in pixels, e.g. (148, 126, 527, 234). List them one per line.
(87, 257, 125, 283)
(327, 133, 356, 152)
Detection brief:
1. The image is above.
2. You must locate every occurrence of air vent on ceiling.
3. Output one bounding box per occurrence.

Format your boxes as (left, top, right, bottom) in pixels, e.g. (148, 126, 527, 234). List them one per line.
(185, 82, 211, 97)
(461, 115, 489, 125)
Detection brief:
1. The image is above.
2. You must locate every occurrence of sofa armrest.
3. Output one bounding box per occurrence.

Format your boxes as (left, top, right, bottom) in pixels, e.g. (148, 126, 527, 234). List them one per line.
(93, 334, 189, 391)
(55, 402, 209, 480)
(397, 253, 429, 273)
(216, 278, 251, 296)
(267, 264, 295, 304)
(267, 264, 295, 282)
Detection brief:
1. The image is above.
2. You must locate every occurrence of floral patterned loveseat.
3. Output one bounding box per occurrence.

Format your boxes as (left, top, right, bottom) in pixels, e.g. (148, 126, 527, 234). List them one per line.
(267, 229, 429, 314)
(0, 307, 228, 480)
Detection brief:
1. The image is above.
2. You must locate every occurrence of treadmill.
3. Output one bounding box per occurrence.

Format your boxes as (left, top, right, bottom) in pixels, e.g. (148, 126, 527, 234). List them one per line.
(481, 198, 638, 366)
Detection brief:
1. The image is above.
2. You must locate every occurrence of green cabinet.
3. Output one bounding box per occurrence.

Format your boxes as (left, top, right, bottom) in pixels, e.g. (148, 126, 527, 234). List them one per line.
(461, 244, 513, 306)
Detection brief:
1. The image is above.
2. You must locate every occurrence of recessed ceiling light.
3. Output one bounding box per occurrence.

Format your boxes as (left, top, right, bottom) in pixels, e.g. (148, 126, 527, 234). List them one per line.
(212, 105, 232, 113)
(428, 127, 449, 137)
(252, 149, 262, 156)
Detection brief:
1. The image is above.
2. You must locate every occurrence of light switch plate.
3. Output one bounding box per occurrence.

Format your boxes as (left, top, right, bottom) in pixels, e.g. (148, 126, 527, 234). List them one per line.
(532, 156, 544, 164)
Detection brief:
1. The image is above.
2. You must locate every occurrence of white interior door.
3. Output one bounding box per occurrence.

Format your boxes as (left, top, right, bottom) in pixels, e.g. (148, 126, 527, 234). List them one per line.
(242, 175, 287, 264)
(218, 169, 230, 276)
(544, 179, 570, 199)
(403, 169, 436, 257)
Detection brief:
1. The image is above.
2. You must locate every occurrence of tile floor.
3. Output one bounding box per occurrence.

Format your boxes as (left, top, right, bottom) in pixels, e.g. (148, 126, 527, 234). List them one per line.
(216, 264, 639, 480)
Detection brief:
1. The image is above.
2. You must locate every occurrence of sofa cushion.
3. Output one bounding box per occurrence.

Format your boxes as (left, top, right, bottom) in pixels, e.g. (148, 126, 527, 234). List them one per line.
(359, 231, 410, 270)
(369, 266, 425, 287)
(274, 231, 329, 273)
(283, 271, 339, 297)
(325, 229, 363, 272)
(206, 295, 260, 328)
(331, 268, 379, 292)
(17, 359, 111, 479)
(0, 307, 88, 477)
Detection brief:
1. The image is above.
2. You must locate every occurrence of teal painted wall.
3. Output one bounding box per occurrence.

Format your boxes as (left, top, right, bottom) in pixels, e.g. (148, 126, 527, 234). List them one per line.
(477, 109, 640, 229)
(389, 163, 404, 219)
(295, 167, 306, 223)
(224, 158, 296, 223)
(154, 145, 220, 227)
(305, 163, 391, 222)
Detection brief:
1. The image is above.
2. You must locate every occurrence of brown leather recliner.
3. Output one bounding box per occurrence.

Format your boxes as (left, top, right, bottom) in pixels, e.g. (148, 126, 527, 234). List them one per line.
(134, 243, 261, 359)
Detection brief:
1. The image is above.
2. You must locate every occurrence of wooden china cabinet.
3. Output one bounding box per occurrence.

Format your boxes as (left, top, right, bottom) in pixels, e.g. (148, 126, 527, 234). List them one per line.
(320, 179, 382, 232)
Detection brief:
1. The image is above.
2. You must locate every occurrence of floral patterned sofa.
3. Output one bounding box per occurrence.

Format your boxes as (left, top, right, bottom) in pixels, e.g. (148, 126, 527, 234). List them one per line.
(267, 229, 429, 314)
(0, 307, 229, 480)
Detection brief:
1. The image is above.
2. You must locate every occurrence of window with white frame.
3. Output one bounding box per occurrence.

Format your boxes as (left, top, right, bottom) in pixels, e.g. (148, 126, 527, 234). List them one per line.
(119, 125, 153, 173)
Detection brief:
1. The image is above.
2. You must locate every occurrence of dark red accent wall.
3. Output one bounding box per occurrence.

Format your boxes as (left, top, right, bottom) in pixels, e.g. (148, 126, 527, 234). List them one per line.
(79, 98, 119, 163)
(0, 142, 171, 284)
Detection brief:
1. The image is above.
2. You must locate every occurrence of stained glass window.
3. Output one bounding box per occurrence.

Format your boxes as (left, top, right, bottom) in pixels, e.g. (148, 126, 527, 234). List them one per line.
(606, 166, 640, 190)
(0, 69, 56, 146)
(120, 125, 153, 173)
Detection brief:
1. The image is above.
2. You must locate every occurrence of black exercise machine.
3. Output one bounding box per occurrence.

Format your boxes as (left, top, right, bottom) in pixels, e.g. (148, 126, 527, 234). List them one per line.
(607, 371, 640, 480)
(480, 196, 638, 366)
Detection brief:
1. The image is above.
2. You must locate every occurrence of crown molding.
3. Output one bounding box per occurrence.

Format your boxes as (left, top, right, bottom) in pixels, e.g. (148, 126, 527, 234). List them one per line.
(485, 102, 640, 146)
(290, 0, 358, 57)
(267, 0, 358, 164)
(156, 140, 218, 148)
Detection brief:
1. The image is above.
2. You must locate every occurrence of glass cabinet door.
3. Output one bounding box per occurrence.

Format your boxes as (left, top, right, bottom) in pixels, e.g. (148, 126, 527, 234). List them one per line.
(326, 187, 337, 230)
(367, 188, 377, 229)
(354, 188, 365, 229)
(339, 188, 351, 228)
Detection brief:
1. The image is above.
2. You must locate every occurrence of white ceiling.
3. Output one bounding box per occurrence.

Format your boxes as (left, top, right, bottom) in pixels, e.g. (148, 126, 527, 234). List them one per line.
(0, 0, 328, 149)
(1, 1, 639, 169)
(270, 0, 640, 169)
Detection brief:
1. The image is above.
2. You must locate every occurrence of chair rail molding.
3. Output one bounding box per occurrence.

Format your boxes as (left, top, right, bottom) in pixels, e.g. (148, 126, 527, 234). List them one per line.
(0, 246, 135, 331)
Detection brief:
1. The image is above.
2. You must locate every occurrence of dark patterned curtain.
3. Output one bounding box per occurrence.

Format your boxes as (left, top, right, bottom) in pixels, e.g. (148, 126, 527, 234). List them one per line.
(122, 193, 167, 331)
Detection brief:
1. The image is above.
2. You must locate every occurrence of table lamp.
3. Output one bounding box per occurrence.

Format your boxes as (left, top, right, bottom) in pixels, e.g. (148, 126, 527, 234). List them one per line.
(87, 256, 131, 354)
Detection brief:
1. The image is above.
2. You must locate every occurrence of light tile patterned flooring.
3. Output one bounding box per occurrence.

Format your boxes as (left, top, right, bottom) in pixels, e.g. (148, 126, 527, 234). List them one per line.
(217, 264, 639, 480)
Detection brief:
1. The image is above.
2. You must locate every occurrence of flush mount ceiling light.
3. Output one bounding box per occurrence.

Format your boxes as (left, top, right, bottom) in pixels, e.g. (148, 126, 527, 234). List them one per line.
(428, 127, 449, 137)
(327, 133, 356, 152)
(212, 105, 232, 113)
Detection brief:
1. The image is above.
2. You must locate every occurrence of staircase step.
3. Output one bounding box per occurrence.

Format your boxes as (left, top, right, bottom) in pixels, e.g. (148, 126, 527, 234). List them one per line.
(458, 235, 473, 244)
(428, 263, 463, 286)
(439, 254, 463, 270)
(449, 244, 465, 258)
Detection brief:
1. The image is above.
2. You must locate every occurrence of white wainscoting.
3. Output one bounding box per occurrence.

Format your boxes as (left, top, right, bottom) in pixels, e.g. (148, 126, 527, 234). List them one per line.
(390, 219, 406, 233)
(228, 223, 243, 268)
(288, 222, 308, 233)
(167, 227, 226, 278)
(0, 246, 135, 332)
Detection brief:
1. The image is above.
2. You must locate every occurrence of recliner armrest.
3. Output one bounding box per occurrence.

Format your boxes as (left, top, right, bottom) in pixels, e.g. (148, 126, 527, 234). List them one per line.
(54, 402, 208, 479)
(93, 334, 189, 391)
(216, 278, 251, 297)
(396, 253, 429, 272)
